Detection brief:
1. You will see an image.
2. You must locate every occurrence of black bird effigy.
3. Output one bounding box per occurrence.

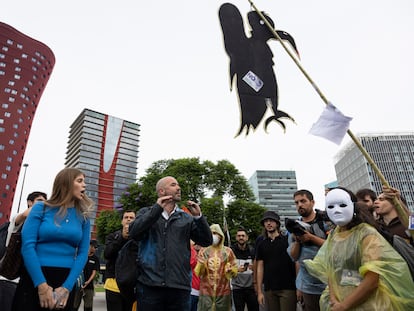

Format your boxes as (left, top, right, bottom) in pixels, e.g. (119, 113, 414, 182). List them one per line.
(218, 3, 299, 136)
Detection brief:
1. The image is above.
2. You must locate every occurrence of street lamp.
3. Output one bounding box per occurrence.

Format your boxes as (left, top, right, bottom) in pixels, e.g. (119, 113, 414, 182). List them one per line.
(17, 163, 29, 214)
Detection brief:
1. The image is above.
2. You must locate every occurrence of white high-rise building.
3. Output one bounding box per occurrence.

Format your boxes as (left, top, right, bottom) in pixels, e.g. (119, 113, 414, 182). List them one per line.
(335, 132, 414, 211)
(248, 170, 298, 226)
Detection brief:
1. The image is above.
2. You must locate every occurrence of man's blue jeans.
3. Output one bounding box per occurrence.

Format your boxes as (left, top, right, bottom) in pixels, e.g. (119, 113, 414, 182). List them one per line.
(137, 283, 191, 311)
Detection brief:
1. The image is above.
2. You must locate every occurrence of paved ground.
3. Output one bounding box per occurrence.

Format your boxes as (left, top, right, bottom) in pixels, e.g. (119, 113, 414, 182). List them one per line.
(80, 291, 249, 311)
(79, 291, 106, 311)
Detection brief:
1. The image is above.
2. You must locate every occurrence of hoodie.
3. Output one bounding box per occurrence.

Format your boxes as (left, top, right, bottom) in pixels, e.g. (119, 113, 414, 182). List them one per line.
(195, 224, 238, 311)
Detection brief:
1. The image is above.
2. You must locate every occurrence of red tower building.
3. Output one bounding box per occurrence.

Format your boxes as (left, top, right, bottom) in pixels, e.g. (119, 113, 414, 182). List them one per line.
(0, 22, 55, 224)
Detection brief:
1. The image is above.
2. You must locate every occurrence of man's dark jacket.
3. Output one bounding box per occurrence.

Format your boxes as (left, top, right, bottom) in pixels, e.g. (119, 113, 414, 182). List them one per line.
(103, 229, 128, 280)
(129, 204, 212, 290)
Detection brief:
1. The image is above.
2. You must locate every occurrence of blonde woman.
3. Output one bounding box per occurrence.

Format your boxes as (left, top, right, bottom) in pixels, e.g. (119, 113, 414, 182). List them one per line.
(12, 168, 93, 311)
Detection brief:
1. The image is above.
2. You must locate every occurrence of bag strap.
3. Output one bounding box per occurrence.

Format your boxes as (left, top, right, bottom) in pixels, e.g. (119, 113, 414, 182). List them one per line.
(5, 218, 20, 247)
(6, 202, 47, 247)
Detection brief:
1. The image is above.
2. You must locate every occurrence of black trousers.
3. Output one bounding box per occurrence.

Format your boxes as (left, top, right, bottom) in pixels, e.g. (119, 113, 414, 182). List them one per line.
(136, 283, 190, 311)
(0, 279, 17, 311)
(232, 288, 259, 311)
(105, 289, 133, 311)
(12, 267, 75, 311)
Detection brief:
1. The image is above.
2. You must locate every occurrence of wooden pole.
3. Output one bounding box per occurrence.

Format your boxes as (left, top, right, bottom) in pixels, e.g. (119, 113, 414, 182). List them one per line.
(247, 0, 409, 228)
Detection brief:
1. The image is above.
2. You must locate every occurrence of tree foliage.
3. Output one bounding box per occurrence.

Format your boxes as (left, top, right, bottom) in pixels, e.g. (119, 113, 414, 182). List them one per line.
(97, 157, 264, 246)
(198, 196, 225, 227)
(95, 209, 123, 244)
(204, 160, 254, 200)
(198, 197, 265, 245)
(226, 199, 266, 242)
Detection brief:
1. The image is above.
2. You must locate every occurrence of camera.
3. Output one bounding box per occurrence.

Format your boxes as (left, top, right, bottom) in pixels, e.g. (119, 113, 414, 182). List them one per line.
(285, 218, 311, 236)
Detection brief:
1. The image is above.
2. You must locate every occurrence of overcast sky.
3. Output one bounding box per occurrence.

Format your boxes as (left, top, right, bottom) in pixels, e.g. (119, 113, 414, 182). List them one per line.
(2, 0, 413, 216)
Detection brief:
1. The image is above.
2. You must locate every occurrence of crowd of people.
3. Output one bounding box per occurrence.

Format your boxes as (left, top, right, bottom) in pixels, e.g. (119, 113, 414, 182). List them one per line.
(1, 169, 414, 311)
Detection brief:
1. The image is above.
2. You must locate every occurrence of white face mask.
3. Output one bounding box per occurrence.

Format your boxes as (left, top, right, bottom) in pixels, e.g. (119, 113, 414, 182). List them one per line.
(326, 189, 354, 226)
(212, 234, 221, 246)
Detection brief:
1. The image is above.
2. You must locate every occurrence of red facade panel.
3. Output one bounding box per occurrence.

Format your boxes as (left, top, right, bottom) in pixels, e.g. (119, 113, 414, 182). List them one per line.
(0, 22, 55, 223)
(93, 115, 124, 237)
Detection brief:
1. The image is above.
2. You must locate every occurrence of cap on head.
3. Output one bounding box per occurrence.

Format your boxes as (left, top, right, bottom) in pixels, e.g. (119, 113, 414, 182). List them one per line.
(261, 210, 280, 225)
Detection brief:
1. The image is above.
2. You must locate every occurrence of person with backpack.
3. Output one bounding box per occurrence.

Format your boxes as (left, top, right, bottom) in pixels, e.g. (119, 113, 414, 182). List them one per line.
(286, 189, 330, 311)
(305, 187, 414, 310)
(103, 210, 136, 311)
(0, 191, 47, 311)
(374, 186, 412, 243)
(114, 235, 139, 307)
(373, 185, 414, 279)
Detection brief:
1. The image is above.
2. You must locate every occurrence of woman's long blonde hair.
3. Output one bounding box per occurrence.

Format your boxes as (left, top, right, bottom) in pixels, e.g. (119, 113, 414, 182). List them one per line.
(46, 167, 94, 220)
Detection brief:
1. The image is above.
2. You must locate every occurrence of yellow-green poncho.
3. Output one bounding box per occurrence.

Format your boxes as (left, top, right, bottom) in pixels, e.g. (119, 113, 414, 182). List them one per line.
(304, 223, 414, 310)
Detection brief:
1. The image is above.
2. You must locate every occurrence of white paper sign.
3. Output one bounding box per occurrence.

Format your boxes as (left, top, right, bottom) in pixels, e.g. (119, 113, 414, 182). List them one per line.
(309, 102, 352, 145)
(242, 71, 263, 92)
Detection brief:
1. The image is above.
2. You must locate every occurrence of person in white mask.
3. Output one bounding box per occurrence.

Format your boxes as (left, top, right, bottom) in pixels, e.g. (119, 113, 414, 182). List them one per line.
(305, 187, 414, 310)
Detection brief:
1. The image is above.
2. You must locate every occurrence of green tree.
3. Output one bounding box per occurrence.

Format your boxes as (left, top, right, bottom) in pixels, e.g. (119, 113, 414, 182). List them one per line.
(165, 158, 207, 201)
(199, 196, 225, 227)
(226, 199, 266, 243)
(100, 157, 264, 246)
(95, 209, 122, 244)
(118, 182, 153, 211)
(204, 159, 255, 200)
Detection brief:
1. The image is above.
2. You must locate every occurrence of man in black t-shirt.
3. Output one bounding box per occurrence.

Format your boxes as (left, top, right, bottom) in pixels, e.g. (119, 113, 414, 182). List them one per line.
(256, 211, 296, 311)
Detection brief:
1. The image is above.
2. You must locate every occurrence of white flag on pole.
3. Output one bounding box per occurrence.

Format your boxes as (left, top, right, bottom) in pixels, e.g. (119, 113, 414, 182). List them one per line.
(309, 102, 352, 145)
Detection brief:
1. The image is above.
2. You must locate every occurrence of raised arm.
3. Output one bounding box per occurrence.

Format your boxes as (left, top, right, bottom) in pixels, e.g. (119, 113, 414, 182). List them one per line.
(128, 204, 163, 241)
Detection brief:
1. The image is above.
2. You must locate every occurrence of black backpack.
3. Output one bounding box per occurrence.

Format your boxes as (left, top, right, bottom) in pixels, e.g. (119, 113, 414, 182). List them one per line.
(378, 226, 414, 281)
(115, 239, 139, 304)
(0, 221, 10, 259)
(392, 234, 414, 281)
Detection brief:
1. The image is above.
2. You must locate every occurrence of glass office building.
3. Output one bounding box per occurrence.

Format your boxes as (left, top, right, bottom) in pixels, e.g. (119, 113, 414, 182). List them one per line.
(0, 22, 55, 224)
(335, 132, 414, 212)
(65, 109, 140, 234)
(248, 170, 298, 226)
